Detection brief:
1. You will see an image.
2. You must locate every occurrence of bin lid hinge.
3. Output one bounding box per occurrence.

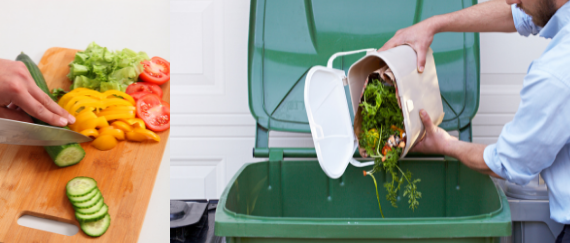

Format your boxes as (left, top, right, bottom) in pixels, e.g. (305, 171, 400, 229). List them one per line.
(342, 76, 348, 86)
(269, 149, 284, 162)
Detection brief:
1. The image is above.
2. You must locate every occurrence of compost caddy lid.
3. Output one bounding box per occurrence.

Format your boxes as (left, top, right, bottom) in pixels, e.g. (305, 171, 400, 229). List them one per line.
(304, 49, 376, 179)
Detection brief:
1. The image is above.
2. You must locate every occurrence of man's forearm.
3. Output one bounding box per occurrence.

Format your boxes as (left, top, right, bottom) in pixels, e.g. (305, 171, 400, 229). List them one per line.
(427, 0, 516, 34)
(445, 140, 503, 179)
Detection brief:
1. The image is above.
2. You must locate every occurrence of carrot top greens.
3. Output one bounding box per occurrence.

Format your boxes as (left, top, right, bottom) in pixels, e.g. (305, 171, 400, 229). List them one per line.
(359, 78, 421, 218)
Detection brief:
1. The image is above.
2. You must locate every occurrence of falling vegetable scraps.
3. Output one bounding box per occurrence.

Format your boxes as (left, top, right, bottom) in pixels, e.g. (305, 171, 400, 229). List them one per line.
(359, 78, 421, 218)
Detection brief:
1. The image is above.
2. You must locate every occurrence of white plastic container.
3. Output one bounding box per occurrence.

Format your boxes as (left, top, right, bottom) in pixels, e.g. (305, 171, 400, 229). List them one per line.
(304, 45, 444, 179)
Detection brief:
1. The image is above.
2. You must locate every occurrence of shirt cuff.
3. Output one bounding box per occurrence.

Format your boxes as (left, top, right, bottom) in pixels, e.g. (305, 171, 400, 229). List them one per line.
(511, 4, 541, 37)
(483, 144, 509, 180)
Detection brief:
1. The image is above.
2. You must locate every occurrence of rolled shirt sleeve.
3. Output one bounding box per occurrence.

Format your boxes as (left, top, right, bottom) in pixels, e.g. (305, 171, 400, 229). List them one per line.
(484, 68, 570, 185)
(512, 4, 542, 36)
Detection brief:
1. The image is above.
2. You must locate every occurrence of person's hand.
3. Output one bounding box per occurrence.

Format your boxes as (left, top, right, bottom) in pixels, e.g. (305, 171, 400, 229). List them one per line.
(410, 109, 457, 154)
(378, 20, 437, 73)
(0, 58, 75, 126)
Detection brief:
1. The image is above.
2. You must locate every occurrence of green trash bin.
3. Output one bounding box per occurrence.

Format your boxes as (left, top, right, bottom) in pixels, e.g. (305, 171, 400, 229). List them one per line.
(215, 0, 511, 242)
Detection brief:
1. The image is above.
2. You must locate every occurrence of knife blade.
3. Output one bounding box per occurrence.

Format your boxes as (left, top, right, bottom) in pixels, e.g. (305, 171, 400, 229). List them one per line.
(0, 118, 92, 146)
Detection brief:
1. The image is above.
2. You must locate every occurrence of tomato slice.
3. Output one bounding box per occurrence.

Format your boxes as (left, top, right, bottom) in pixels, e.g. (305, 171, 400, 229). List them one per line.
(161, 100, 170, 109)
(381, 144, 392, 156)
(130, 91, 151, 101)
(139, 57, 170, 85)
(126, 82, 163, 100)
(136, 94, 170, 132)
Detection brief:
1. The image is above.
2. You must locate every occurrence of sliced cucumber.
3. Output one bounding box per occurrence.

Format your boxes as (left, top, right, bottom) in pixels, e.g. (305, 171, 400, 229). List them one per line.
(66, 177, 97, 197)
(65, 176, 111, 237)
(73, 190, 102, 209)
(80, 213, 111, 237)
(68, 188, 99, 203)
(49, 144, 86, 167)
(76, 204, 108, 222)
(75, 198, 104, 215)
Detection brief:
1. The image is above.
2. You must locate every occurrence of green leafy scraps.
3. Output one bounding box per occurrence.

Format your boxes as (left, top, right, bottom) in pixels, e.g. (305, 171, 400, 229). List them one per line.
(360, 78, 421, 217)
(51, 88, 68, 99)
(364, 171, 384, 218)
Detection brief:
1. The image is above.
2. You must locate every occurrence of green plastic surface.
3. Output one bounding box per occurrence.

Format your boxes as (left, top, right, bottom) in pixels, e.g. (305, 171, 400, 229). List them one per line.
(215, 158, 511, 241)
(248, 0, 480, 149)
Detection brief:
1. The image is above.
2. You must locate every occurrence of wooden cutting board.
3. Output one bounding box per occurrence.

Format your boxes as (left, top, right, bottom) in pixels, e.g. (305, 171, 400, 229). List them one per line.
(0, 47, 170, 242)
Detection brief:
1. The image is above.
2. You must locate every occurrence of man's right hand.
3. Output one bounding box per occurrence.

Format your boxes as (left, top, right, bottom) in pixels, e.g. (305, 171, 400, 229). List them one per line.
(377, 20, 437, 73)
(0, 58, 75, 126)
(378, 0, 515, 73)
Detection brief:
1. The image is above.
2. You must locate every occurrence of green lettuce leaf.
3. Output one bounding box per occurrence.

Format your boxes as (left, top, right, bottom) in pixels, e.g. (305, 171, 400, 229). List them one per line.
(67, 42, 149, 92)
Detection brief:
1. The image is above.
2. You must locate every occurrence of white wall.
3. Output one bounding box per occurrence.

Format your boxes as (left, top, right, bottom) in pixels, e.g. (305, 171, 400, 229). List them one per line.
(171, 0, 551, 199)
(476, 32, 549, 144)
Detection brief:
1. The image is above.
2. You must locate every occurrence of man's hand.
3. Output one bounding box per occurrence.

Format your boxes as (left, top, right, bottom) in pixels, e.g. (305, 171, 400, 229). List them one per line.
(378, 21, 437, 73)
(412, 109, 501, 178)
(378, 0, 515, 73)
(0, 59, 75, 126)
(410, 109, 457, 154)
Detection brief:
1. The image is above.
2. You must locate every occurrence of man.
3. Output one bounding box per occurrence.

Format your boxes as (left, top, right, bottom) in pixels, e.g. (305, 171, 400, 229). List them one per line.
(0, 59, 74, 126)
(379, 0, 570, 241)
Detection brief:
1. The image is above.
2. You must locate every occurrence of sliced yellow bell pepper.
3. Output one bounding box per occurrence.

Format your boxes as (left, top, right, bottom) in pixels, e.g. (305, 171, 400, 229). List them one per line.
(126, 128, 160, 142)
(58, 89, 138, 145)
(76, 116, 109, 132)
(102, 90, 135, 105)
(80, 129, 99, 138)
(120, 118, 146, 129)
(58, 89, 103, 107)
(57, 89, 105, 107)
(111, 121, 133, 133)
(95, 117, 110, 128)
(67, 98, 105, 115)
(98, 110, 135, 116)
(100, 106, 136, 112)
(99, 126, 125, 140)
(99, 112, 135, 121)
(75, 110, 98, 125)
(102, 98, 132, 108)
(91, 135, 118, 151)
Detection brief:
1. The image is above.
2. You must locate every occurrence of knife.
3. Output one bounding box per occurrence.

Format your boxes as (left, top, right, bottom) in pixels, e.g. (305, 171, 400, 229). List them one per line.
(0, 118, 92, 146)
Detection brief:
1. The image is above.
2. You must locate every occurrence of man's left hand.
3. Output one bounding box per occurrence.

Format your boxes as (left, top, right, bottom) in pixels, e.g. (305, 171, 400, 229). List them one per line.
(410, 109, 457, 155)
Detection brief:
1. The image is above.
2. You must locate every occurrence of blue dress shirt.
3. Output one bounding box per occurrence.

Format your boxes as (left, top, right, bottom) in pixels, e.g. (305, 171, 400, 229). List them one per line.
(484, 3, 570, 224)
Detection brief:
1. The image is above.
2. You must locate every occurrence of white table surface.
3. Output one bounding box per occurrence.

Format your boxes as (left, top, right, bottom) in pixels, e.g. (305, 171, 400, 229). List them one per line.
(0, 1, 169, 242)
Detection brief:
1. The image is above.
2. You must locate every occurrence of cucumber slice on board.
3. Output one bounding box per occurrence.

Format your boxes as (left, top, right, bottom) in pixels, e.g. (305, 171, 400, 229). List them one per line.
(75, 198, 104, 215)
(73, 190, 102, 209)
(66, 177, 97, 197)
(76, 204, 108, 222)
(80, 213, 111, 237)
(49, 145, 86, 167)
(68, 188, 99, 203)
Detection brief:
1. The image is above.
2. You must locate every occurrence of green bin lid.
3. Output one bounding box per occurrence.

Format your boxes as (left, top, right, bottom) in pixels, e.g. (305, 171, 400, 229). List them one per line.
(249, 0, 480, 153)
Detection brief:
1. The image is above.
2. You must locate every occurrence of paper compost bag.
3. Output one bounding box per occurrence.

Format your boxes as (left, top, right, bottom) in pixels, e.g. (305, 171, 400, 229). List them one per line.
(348, 45, 445, 158)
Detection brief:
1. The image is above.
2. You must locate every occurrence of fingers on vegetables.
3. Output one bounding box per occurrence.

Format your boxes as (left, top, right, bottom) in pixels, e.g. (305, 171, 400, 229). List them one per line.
(17, 52, 85, 167)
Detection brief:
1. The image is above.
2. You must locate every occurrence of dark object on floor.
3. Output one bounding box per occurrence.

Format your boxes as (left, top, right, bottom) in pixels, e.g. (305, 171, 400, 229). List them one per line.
(170, 200, 224, 243)
(556, 225, 570, 243)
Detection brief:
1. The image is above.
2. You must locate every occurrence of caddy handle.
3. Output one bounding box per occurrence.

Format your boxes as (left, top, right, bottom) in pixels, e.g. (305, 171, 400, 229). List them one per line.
(326, 48, 377, 69)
